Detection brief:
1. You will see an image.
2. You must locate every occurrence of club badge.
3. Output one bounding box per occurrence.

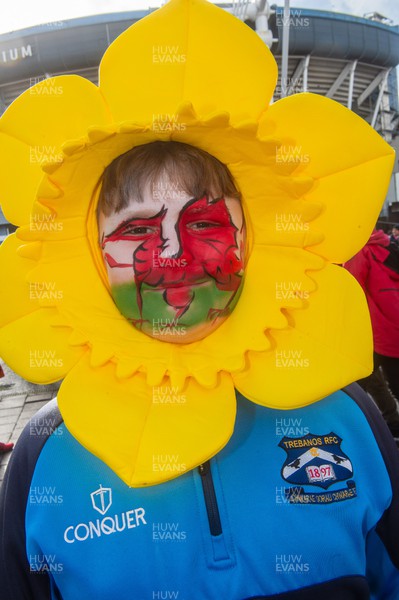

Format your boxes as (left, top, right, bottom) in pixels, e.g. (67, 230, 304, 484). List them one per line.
(279, 432, 356, 504)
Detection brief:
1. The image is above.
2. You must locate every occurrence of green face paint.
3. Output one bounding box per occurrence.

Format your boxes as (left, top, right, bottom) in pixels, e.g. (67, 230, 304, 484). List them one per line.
(111, 276, 244, 340)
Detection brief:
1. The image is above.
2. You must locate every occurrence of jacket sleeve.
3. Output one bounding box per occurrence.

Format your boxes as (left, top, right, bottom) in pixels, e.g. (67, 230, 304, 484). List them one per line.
(0, 399, 62, 600)
(344, 249, 370, 292)
(366, 528, 399, 600)
(344, 384, 399, 599)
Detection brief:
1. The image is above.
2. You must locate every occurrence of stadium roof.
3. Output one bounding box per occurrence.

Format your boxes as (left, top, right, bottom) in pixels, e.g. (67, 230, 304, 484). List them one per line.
(0, 6, 398, 87)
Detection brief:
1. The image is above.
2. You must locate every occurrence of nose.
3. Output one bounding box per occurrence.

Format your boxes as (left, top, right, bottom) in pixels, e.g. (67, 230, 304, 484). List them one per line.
(159, 214, 182, 258)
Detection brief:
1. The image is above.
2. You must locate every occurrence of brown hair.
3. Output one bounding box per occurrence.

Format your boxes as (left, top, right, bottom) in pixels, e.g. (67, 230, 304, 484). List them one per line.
(97, 141, 241, 216)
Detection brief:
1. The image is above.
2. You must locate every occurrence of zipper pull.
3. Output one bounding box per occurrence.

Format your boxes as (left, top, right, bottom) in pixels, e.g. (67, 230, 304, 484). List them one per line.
(198, 462, 210, 476)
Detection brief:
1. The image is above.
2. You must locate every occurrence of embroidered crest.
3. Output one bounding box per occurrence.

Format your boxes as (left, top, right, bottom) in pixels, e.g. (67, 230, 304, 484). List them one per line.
(279, 432, 353, 490)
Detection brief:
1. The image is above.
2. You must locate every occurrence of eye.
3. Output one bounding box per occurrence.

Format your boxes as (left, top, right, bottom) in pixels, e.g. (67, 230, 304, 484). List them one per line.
(124, 225, 157, 236)
(187, 221, 220, 230)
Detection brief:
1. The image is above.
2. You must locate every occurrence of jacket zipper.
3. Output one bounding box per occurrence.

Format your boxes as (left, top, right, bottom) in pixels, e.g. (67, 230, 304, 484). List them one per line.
(198, 461, 222, 536)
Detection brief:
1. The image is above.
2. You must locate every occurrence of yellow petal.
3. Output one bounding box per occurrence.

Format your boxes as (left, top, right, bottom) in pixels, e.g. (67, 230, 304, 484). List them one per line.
(233, 264, 372, 407)
(0, 308, 85, 383)
(308, 156, 394, 262)
(261, 93, 395, 262)
(58, 357, 236, 486)
(231, 166, 323, 249)
(1, 75, 110, 149)
(0, 132, 43, 225)
(100, 0, 277, 124)
(0, 233, 38, 327)
(25, 236, 121, 326)
(0, 76, 111, 225)
(192, 244, 325, 378)
(18, 215, 85, 242)
(134, 374, 236, 486)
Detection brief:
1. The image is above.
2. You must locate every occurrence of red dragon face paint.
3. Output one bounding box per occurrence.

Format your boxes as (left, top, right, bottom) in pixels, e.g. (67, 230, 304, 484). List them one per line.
(99, 184, 246, 343)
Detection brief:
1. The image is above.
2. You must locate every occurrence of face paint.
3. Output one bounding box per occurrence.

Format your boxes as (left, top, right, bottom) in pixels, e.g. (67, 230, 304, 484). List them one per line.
(99, 185, 246, 343)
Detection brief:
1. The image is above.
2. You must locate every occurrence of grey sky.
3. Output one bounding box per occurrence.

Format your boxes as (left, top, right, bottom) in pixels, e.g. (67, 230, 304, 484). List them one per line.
(0, 0, 398, 35)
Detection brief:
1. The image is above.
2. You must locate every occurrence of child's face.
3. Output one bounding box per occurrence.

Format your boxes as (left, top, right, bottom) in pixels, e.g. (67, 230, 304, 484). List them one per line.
(98, 176, 246, 343)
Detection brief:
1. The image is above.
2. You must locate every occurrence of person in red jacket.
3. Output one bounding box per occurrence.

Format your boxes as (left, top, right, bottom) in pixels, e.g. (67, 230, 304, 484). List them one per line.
(345, 229, 399, 436)
(0, 443, 13, 454)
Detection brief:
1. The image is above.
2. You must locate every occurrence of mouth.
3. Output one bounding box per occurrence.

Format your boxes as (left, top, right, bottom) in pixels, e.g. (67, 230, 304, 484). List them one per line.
(146, 279, 211, 291)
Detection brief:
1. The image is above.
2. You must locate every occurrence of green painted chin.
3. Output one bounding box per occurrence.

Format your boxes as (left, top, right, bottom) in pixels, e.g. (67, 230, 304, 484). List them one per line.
(110, 278, 244, 341)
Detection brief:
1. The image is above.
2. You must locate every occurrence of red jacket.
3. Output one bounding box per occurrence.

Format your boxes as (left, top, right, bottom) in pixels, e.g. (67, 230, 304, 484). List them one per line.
(344, 230, 399, 358)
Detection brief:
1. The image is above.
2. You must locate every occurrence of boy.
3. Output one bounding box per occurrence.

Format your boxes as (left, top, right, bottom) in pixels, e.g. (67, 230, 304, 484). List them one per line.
(1, 141, 399, 599)
(1, 0, 398, 597)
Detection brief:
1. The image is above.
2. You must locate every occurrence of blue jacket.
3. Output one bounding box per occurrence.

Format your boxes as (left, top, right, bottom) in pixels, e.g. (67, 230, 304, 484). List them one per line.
(1, 384, 398, 599)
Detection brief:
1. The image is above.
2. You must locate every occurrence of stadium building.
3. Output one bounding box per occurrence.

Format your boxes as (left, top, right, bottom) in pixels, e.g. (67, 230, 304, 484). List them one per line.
(0, 2, 399, 239)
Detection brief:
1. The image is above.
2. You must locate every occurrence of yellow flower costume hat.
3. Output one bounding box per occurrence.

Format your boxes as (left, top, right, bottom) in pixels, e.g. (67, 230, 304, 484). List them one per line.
(0, 0, 394, 486)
